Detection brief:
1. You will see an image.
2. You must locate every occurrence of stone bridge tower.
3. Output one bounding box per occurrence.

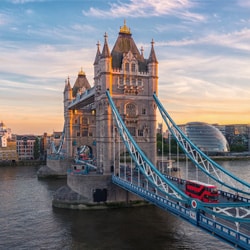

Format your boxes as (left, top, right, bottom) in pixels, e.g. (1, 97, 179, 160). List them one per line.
(52, 22, 159, 207)
(94, 21, 158, 174)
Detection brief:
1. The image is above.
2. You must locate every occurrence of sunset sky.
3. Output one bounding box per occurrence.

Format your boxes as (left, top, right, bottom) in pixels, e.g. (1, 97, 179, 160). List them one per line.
(0, 0, 249, 134)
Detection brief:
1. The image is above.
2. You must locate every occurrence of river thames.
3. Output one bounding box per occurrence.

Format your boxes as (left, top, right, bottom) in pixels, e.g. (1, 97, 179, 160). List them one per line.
(0, 160, 249, 250)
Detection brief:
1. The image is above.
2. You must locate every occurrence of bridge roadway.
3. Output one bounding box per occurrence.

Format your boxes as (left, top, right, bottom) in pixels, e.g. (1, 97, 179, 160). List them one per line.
(164, 174, 250, 236)
(116, 166, 250, 249)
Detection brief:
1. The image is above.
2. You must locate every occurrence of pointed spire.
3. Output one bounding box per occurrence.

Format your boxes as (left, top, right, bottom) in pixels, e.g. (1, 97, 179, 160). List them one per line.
(64, 76, 71, 92)
(94, 41, 101, 65)
(148, 39, 158, 63)
(101, 32, 111, 58)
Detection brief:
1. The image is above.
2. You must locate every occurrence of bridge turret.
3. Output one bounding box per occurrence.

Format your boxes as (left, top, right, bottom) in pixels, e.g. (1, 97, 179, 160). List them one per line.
(147, 39, 158, 95)
(93, 41, 101, 79)
(63, 77, 73, 157)
(98, 33, 112, 94)
(64, 76, 72, 110)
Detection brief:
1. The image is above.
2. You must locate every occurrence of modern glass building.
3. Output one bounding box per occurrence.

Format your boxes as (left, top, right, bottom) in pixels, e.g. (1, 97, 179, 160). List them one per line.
(185, 122, 230, 154)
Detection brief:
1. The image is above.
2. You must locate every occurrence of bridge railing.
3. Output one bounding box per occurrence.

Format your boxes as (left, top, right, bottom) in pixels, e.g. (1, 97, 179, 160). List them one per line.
(113, 175, 250, 250)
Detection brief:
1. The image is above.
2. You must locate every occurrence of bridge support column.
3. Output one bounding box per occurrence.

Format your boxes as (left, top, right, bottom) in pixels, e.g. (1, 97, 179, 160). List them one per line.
(52, 173, 147, 209)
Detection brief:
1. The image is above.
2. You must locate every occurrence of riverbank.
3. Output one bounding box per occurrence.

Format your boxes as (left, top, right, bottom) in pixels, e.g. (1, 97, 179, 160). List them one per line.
(211, 155, 250, 161)
(0, 160, 45, 167)
(165, 154, 250, 162)
(1, 154, 249, 167)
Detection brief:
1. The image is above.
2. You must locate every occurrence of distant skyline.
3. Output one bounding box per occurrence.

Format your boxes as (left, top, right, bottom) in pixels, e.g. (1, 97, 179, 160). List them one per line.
(0, 0, 249, 134)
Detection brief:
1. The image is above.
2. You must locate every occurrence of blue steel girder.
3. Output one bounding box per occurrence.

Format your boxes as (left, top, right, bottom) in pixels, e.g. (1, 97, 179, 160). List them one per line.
(106, 90, 189, 203)
(199, 202, 250, 223)
(51, 123, 65, 155)
(153, 93, 250, 197)
(107, 90, 250, 224)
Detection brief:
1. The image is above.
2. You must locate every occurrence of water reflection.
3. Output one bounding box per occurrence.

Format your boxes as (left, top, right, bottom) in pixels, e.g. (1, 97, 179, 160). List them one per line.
(1, 162, 247, 249)
(53, 204, 233, 250)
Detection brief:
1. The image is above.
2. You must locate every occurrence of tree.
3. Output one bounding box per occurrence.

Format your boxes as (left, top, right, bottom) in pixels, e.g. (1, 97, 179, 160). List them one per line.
(33, 137, 40, 160)
(156, 133, 182, 155)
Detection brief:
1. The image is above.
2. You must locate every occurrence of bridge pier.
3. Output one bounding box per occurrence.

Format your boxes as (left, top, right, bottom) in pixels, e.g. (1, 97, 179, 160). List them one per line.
(37, 158, 72, 178)
(52, 173, 147, 209)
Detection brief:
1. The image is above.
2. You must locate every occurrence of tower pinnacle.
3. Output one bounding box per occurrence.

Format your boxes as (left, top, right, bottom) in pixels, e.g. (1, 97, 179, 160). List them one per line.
(119, 19, 131, 34)
(101, 32, 111, 58)
(148, 38, 158, 63)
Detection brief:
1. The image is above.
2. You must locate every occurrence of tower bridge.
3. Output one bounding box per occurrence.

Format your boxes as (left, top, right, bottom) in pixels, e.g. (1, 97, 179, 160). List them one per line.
(62, 21, 158, 173)
(40, 22, 250, 249)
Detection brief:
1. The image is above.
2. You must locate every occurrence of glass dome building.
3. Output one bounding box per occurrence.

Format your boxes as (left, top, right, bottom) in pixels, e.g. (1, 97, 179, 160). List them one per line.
(184, 122, 229, 154)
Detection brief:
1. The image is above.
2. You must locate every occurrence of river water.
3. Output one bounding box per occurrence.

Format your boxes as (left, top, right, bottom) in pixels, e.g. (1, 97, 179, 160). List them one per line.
(0, 160, 249, 250)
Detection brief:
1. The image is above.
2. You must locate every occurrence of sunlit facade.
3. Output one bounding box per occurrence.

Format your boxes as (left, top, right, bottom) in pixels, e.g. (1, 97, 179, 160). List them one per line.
(185, 122, 229, 153)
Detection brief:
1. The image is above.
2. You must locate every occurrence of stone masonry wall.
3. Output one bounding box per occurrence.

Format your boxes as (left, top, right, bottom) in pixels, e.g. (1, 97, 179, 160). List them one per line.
(67, 173, 142, 204)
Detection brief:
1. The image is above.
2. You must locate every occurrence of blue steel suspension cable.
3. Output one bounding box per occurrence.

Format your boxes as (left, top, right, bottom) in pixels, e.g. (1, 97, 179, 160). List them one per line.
(153, 93, 250, 196)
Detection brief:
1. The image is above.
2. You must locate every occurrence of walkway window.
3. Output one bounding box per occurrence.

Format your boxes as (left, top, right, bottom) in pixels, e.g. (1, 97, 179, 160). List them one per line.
(132, 78, 136, 85)
(131, 63, 136, 72)
(125, 77, 129, 85)
(125, 63, 129, 72)
(82, 117, 88, 125)
(119, 77, 124, 86)
(138, 78, 142, 86)
(138, 129, 144, 136)
(82, 129, 88, 136)
(126, 103, 136, 117)
(142, 108, 146, 115)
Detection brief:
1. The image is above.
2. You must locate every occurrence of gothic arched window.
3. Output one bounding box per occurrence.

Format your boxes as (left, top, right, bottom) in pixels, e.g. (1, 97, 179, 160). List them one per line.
(82, 117, 88, 125)
(126, 103, 136, 117)
(131, 63, 136, 72)
(125, 63, 129, 72)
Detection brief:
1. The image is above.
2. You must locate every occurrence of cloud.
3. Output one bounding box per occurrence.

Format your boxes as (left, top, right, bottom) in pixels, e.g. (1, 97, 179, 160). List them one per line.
(202, 29, 250, 51)
(82, 0, 204, 22)
(71, 24, 97, 33)
(155, 27, 250, 53)
(0, 41, 96, 134)
(156, 41, 250, 125)
(237, 0, 250, 8)
(0, 13, 11, 26)
(9, 0, 45, 3)
(0, 42, 95, 80)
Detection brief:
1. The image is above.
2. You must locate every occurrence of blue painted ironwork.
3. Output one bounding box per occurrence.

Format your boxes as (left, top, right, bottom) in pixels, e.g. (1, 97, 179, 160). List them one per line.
(51, 124, 65, 155)
(106, 90, 189, 203)
(153, 93, 250, 196)
(113, 175, 250, 249)
(106, 90, 250, 249)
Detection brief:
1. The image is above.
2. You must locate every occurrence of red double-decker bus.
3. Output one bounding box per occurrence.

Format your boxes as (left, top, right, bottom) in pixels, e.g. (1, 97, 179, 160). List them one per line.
(185, 180, 219, 203)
